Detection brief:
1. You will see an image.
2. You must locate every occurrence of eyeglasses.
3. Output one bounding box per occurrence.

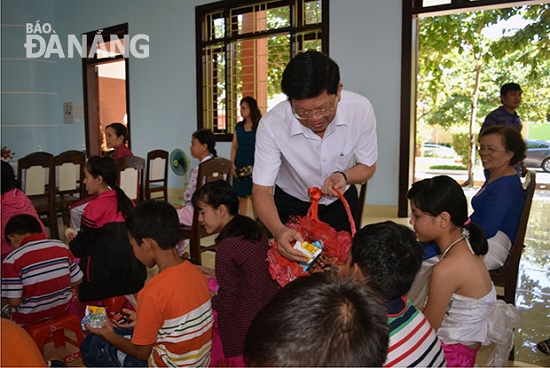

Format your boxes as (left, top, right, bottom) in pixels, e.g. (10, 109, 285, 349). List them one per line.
(476, 145, 508, 154)
(291, 96, 338, 120)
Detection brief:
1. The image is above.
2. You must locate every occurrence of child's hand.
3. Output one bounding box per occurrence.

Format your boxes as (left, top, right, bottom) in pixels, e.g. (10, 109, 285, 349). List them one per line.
(85, 319, 114, 337)
(198, 266, 215, 278)
(112, 308, 136, 328)
(65, 227, 78, 241)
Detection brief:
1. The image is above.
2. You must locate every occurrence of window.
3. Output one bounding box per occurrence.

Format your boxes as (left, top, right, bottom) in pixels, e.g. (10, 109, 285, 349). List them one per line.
(196, 0, 329, 140)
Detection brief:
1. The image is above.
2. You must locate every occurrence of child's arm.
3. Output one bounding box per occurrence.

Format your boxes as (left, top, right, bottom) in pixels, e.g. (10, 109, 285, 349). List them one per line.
(85, 319, 154, 360)
(422, 261, 459, 331)
(5, 297, 21, 307)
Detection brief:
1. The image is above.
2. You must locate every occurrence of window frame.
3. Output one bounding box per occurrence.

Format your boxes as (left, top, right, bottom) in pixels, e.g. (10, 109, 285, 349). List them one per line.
(195, 0, 329, 141)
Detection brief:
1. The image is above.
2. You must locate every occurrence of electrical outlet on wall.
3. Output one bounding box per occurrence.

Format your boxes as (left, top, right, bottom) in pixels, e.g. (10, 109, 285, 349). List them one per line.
(63, 102, 73, 124)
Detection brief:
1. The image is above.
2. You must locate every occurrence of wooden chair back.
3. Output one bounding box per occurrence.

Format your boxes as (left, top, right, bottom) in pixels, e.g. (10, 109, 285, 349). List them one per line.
(51, 150, 86, 234)
(489, 170, 536, 305)
(145, 149, 169, 201)
(117, 156, 145, 203)
(17, 152, 57, 238)
(355, 182, 368, 227)
(179, 157, 232, 265)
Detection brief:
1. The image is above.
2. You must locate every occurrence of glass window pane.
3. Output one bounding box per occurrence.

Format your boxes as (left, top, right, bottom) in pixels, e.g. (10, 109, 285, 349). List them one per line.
(202, 44, 226, 133)
(423, 0, 451, 6)
(204, 11, 225, 41)
(304, 0, 322, 25)
(231, 2, 290, 36)
(198, 0, 326, 136)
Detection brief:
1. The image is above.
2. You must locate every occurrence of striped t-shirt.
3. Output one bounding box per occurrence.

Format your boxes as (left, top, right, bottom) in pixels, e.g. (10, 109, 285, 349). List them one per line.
(131, 260, 213, 367)
(1, 234, 83, 325)
(385, 297, 446, 367)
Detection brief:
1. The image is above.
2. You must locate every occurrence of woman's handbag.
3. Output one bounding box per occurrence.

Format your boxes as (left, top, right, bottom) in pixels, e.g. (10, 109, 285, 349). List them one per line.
(267, 187, 356, 287)
(235, 165, 253, 181)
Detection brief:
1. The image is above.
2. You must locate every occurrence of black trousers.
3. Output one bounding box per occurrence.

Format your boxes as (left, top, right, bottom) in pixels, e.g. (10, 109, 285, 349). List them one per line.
(274, 185, 358, 232)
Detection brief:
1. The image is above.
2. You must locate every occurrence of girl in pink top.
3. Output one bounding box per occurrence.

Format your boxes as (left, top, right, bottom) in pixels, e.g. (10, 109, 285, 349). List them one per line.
(1, 161, 45, 258)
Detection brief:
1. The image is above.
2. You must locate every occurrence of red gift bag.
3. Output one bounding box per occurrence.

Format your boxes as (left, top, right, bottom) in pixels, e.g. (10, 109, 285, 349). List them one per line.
(267, 187, 356, 287)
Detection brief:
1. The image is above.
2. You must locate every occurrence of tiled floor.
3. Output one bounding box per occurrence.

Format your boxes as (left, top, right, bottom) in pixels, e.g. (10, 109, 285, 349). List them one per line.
(511, 190, 550, 366)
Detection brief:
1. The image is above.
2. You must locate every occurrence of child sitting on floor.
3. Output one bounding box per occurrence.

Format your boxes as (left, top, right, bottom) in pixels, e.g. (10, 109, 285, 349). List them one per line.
(407, 175, 518, 367)
(191, 180, 280, 365)
(1, 214, 82, 325)
(346, 221, 446, 367)
(81, 200, 214, 367)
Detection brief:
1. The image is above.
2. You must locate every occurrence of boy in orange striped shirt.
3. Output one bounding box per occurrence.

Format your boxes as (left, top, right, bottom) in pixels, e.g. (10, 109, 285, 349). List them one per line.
(81, 201, 213, 367)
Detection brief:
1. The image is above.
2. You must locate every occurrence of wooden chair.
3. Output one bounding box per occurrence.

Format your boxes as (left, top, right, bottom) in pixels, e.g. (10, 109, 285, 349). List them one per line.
(117, 156, 145, 203)
(489, 169, 536, 306)
(51, 150, 86, 235)
(179, 157, 232, 265)
(145, 149, 169, 201)
(355, 182, 368, 228)
(17, 152, 58, 238)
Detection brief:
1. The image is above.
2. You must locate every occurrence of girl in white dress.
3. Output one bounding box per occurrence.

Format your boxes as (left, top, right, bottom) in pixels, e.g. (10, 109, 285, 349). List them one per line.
(407, 175, 518, 367)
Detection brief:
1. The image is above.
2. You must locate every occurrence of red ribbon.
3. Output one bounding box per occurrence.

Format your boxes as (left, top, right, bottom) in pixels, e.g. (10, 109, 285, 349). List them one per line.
(308, 187, 322, 221)
(306, 186, 356, 236)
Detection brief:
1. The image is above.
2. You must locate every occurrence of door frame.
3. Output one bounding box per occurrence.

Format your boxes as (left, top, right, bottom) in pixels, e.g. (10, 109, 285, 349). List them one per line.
(398, 0, 539, 217)
(82, 23, 131, 157)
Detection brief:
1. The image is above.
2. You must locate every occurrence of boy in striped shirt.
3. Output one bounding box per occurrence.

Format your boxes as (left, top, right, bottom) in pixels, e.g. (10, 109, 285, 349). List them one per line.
(346, 221, 447, 367)
(2, 214, 83, 325)
(81, 200, 213, 367)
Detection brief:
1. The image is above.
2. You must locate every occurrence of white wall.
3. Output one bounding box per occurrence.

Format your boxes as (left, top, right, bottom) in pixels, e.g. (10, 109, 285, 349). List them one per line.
(1, 0, 402, 206)
(330, 1, 402, 206)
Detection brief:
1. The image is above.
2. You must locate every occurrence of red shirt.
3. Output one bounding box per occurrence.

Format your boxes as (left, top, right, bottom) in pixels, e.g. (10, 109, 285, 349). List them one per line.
(114, 144, 133, 159)
(1, 233, 83, 325)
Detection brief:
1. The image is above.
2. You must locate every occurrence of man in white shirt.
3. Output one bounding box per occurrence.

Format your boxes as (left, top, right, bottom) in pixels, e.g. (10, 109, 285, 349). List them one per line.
(253, 50, 378, 262)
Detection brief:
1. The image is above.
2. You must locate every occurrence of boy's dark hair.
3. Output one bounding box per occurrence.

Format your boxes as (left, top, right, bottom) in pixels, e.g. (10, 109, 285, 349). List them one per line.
(500, 82, 522, 96)
(1, 161, 21, 194)
(407, 175, 488, 255)
(192, 180, 263, 243)
(86, 156, 133, 219)
(351, 221, 424, 300)
(244, 273, 389, 367)
(4, 214, 43, 242)
(479, 125, 526, 166)
(193, 129, 217, 157)
(281, 50, 340, 100)
(106, 122, 129, 144)
(126, 200, 180, 250)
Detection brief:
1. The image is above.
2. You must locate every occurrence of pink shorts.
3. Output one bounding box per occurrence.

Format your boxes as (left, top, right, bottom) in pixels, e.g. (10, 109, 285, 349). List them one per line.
(442, 342, 478, 367)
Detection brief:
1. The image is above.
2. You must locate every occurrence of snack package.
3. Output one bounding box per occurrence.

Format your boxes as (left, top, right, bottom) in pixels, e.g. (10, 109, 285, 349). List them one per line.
(294, 240, 323, 271)
(81, 305, 106, 331)
(64, 227, 78, 239)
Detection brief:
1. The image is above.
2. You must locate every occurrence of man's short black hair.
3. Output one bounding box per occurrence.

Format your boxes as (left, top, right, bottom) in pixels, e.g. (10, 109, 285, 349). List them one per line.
(500, 82, 522, 96)
(244, 273, 389, 367)
(4, 214, 43, 243)
(281, 50, 340, 100)
(126, 200, 180, 250)
(350, 221, 424, 300)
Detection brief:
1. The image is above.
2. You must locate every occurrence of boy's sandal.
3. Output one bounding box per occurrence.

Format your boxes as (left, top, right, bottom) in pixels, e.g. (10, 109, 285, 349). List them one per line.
(537, 338, 550, 355)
